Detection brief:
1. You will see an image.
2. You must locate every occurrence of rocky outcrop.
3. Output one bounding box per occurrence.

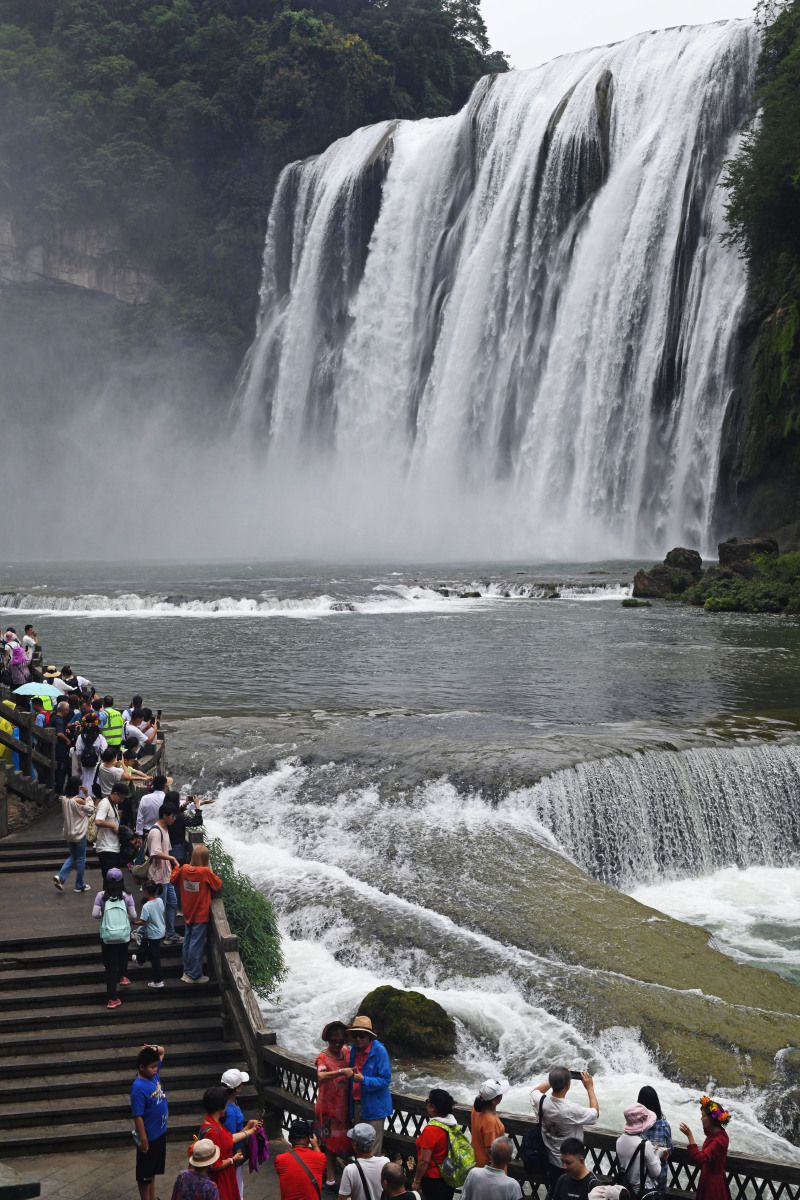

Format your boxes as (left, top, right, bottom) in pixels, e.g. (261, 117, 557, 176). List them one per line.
(633, 546, 703, 597)
(0, 210, 155, 303)
(718, 536, 779, 570)
(357, 985, 456, 1056)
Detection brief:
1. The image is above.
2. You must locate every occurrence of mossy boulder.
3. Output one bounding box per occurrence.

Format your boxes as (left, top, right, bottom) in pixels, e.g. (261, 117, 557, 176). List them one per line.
(633, 547, 703, 598)
(358, 986, 456, 1056)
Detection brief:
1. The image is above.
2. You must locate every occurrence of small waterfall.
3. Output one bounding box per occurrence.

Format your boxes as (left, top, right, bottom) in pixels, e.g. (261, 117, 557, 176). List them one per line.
(236, 20, 759, 559)
(517, 741, 800, 888)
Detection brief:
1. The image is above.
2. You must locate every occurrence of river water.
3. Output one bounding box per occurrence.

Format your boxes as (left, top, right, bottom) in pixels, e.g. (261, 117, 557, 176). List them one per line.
(4, 558, 800, 1159)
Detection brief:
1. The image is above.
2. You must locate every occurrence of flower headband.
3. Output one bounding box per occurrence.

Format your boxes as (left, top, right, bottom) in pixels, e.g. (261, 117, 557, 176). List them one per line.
(701, 1095, 732, 1126)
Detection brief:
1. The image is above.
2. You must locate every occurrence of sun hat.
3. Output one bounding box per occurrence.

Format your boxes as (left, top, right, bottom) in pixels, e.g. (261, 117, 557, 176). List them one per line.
(623, 1103, 656, 1134)
(43, 665, 61, 678)
(10, 646, 25, 664)
(189, 1138, 221, 1168)
(347, 1123, 377, 1149)
(589, 1187, 630, 1200)
(221, 1068, 249, 1088)
(348, 1015, 376, 1038)
(322, 1020, 348, 1042)
(106, 868, 123, 882)
(479, 1078, 510, 1102)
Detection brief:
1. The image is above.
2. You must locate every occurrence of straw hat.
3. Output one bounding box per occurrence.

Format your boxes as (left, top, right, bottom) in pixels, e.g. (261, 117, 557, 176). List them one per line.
(43, 666, 61, 679)
(348, 1015, 376, 1038)
(189, 1139, 221, 1168)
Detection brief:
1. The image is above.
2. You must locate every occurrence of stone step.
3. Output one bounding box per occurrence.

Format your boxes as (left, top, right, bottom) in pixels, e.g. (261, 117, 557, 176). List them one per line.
(0, 927, 184, 956)
(0, 1016, 224, 1058)
(0, 995, 221, 1032)
(0, 945, 187, 979)
(0, 977, 220, 1009)
(0, 1040, 243, 1081)
(10, 1063, 253, 1104)
(0, 1085, 261, 1129)
(0, 1113, 219, 1157)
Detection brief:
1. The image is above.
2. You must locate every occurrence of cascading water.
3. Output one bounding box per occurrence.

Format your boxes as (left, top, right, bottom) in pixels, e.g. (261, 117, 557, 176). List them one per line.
(236, 20, 758, 560)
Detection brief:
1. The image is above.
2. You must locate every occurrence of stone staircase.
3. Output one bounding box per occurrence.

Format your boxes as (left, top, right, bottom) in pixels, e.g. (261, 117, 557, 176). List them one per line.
(0, 829, 259, 1158)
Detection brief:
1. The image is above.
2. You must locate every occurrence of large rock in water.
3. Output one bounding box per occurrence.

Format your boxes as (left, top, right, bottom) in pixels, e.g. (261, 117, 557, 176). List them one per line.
(718, 537, 779, 571)
(358, 986, 456, 1056)
(633, 547, 703, 597)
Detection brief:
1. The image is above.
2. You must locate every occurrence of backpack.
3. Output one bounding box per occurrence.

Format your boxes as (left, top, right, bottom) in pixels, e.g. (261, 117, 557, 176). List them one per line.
(520, 1094, 551, 1177)
(99, 895, 131, 943)
(81, 730, 99, 768)
(615, 1139, 659, 1200)
(428, 1119, 475, 1188)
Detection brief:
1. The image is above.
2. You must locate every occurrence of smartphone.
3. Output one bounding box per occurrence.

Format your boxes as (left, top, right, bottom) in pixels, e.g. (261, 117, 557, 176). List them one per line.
(156, 709, 162, 720)
(570, 1070, 583, 1080)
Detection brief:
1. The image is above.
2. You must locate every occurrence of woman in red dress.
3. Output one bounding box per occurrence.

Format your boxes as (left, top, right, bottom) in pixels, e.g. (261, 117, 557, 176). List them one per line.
(679, 1096, 732, 1200)
(315, 1021, 353, 1191)
(200, 1086, 263, 1200)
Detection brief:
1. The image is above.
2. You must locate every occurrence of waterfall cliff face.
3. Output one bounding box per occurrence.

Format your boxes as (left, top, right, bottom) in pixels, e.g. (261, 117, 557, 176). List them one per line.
(237, 21, 758, 559)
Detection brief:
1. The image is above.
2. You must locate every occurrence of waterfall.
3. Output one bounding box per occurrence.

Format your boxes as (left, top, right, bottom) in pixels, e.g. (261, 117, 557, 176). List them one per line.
(236, 20, 758, 560)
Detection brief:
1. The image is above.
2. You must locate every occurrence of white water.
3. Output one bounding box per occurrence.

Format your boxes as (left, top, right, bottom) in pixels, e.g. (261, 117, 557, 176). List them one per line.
(236, 21, 758, 560)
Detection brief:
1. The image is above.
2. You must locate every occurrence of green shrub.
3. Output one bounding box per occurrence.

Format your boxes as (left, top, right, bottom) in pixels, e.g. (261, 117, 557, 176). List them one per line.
(207, 837, 286, 1000)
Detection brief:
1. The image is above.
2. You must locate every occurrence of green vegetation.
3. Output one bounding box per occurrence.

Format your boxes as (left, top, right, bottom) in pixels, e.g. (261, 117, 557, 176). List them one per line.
(0, 0, 506, 345)
(683, 551, 800, 613)
(207, 836, 286, 999)
(723, 0, 800, 495)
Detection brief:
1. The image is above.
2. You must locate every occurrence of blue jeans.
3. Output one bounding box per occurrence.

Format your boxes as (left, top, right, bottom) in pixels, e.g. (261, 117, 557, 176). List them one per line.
(155, 882, 177, 938)
(182, 921, 208, 979)
(58, 837, 87, 888)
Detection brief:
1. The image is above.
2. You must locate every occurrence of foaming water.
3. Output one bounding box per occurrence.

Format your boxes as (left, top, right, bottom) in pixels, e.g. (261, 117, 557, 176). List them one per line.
(236, 21, 758, 559)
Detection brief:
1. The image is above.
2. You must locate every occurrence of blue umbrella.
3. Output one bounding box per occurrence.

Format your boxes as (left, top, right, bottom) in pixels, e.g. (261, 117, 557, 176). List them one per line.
(13, 682, 64, 699)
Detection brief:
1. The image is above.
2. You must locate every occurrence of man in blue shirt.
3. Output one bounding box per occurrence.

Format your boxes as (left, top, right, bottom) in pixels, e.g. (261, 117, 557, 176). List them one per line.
(348, 1016, 392, 1155)
(130, 1043, 168, 1200)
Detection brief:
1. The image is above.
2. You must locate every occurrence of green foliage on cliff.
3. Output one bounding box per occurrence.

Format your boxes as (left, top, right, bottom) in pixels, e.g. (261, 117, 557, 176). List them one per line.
(0, 0, 506, 344)
(207, 836, 286, 999)
(723, 0, 800, 484)
(683, 552, 800, 613)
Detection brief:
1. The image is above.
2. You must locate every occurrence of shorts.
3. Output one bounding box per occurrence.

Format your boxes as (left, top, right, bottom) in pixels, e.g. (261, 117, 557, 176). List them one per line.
(135, 1131, 167, 1182)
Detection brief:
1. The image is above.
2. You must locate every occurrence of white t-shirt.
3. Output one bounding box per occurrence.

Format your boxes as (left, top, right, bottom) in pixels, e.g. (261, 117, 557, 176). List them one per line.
(136, 791, 165, 835)
(97, 764, 124, 797)
(616, 1133, 662, 1190)
(94, 798, 121, 853)
(339, 1157, 390, 1200)
(72, 733, 108, 793)
(123, 721, 149, 749)
(22, 634, 36, 652)
(530, 1091, 599, 1166)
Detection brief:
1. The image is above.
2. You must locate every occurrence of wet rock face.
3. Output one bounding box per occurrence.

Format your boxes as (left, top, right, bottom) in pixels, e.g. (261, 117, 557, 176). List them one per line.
(633, 547, 703, 597)
(358, 985, 456, 1056)
(718, 537, 779, 570)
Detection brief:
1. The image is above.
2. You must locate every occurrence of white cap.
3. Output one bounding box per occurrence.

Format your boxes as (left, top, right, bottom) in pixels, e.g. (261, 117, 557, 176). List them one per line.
(221, 1068, 250, 1088)
(479, 1078, 510, 1101)
(589, 1188, 629, 1200)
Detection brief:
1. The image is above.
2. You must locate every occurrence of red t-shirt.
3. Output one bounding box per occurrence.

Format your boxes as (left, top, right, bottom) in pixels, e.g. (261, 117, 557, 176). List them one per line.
(352, 1045, 369, 1102)
(275, 1147, 327, 1200)
(416, 1123, 448, 1179)
(169, 864, 222, 923)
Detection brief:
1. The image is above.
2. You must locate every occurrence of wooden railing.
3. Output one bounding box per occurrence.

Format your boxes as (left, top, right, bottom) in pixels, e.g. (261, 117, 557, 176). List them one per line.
(0, 704, 57, 787)
(255, 1047, 800, 1200)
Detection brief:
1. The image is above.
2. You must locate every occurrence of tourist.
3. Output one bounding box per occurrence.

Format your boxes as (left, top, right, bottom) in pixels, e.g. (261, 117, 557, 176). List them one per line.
(123, 694, 144, 723)
(170, 1138, 221, 1200)
(72, 711, 107, 794)
(221, 1068, 251, 1200)
(411, 1089, 458, 1200)
(96, 746, 125, 796)
(95, 782, 126, 881)
(339, 1123, 390, 1200)
(461, 1138, 522, 1200)
(53, 775, 94, 892)
(57, 664, 93, 696)
(100, 695, 124, 747)
(275, 1119, 327, 1200)
(92, 867, 135, 1007)
(315, 1020, 353, 1191)
(679, 1097, 732, 1200)
(550, 1139, 599, 1200)
(132, 879, 165, 988)
(471, 1079, 509, 1169)
(615, 1104, 664, 1197)
(9, 642, 31, 687)
(147, 801, 182, 945)
(199, 1086, 262, 1200)
(131, 1044, 168, 1200)
(22, 624, 37, 653)
(124, 707, 158, 756)
(637, 1087, 672, 1194)
(530, 1069, 599, 1186)
(30, 697, 47, 727)
(381, 1162, 416, 1200)
(170, 842, 222, 983)
(167, 790, 213, 865)
(347, 1015, 392, 1153)
(51, 700, 72, 792)
(136, 774, 173, 838)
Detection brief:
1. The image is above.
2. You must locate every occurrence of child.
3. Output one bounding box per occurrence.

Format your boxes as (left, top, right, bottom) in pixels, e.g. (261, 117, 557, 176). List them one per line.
(133, 880, 165, 988)
(92, 867, 136, 1008)
(131, 1044, 168, 1200)
(170, 843, 222, 983)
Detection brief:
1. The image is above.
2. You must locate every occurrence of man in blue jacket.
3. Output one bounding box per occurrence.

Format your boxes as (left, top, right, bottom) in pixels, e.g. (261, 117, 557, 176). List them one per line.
(348, 1015, 393, 1154)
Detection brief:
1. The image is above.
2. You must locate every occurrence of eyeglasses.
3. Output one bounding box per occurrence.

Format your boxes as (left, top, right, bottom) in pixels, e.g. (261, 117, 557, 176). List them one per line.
(354, 1033, 371, 1040)
(329, 1039, 345, 1046)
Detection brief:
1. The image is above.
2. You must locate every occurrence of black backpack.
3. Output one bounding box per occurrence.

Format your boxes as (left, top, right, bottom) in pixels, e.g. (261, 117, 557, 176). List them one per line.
(81, 729, 100, 768)
(520, 1094, 551, 1176)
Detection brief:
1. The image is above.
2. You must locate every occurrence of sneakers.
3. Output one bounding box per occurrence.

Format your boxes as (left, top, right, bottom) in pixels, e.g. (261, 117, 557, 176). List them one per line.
(107, 998, 122, 1009)
(196, 975, 210, 983)
(130, 957, 142, 969)
(180, 973, 195, 984)
(74, 884, 89, 892)
(148, 981, 165, 989)
(163, 934, 183, 946)
(53, 876, 63, 891)
(132, 929, 143, 945)
(119, 976, 131, 986)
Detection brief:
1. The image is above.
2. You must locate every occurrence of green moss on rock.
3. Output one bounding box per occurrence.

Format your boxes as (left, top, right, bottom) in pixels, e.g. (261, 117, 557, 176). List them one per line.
(358, 985, 456, 1056)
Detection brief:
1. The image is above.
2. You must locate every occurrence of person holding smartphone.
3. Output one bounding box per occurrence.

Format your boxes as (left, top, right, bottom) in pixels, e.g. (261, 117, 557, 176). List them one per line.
(529, 1068, 600, 1193)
